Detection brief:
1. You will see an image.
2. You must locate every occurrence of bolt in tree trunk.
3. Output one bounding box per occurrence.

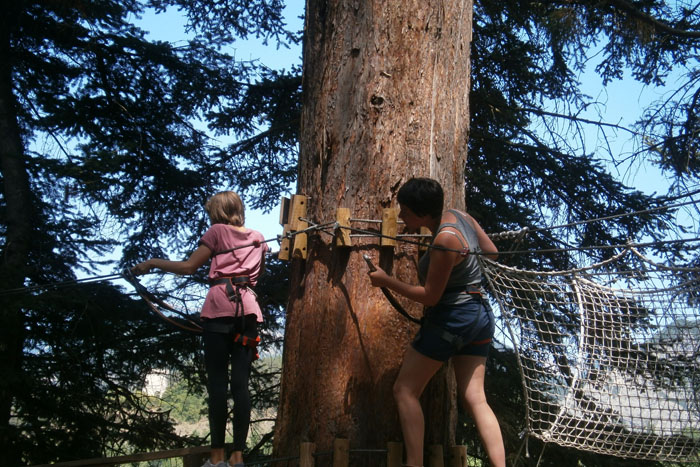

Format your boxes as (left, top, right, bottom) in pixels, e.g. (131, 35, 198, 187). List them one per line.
(274, 0, 473, 461)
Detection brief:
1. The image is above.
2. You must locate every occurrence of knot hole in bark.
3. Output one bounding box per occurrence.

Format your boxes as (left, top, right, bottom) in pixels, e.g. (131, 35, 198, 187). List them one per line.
(370, 94, 384, 108)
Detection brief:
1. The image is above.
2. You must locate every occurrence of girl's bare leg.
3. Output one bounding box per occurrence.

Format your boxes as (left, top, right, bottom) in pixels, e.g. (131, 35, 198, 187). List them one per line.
(208, 448, 225, 464)
(393, 347, 443, 467)
(453, 355, 505, 467)
(228, 450, 244, 465)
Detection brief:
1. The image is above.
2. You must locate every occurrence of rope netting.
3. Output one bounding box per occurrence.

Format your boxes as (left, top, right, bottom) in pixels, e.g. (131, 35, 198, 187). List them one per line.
(480, 248, 700, 462)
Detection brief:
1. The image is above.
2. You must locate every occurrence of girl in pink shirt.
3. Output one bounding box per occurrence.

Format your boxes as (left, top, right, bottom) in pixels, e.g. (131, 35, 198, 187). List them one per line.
(133, 191, 268, 467)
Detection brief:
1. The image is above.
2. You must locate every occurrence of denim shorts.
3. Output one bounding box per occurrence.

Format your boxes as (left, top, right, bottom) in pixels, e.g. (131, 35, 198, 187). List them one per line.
(412, 297, 495, 361)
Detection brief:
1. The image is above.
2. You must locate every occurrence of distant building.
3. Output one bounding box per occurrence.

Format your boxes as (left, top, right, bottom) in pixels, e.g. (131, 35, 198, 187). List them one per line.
(144, 371, 170, 396)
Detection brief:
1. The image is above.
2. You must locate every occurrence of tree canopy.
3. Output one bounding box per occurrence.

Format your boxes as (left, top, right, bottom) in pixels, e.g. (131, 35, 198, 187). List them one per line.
(1, 1, 299, 464)
(1, 0, 698, 465)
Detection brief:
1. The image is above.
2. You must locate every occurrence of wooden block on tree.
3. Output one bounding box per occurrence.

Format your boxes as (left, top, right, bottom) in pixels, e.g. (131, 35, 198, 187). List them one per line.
(278, 196, 291, 225)
(335, 207, 352, 247)
(300, 442, 316, 467)
(277, 196, 292, 261)
(449, 445, 467, 467)
(278, 224, 291, 261)
(386, 441, 403, 467)
(428, 444, 444, 467)
(290, 194, 308, 259)
(332, 438, 350, 467)
(381, 207, 398, 247)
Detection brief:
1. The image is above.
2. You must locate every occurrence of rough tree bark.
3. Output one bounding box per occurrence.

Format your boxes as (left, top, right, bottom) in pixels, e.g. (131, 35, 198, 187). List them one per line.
(274, 0, 473, 461)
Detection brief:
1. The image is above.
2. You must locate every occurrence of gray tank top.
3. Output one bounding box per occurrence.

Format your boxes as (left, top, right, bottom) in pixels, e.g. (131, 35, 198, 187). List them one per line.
(417, 209, 482, 305)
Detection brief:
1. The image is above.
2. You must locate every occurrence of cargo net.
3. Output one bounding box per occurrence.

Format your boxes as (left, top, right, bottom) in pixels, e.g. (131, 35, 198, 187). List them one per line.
(480, 248, 700, 462)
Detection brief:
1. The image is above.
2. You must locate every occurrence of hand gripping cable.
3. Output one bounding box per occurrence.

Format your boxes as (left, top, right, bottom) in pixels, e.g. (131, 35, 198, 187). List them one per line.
(363, 254, 421, 324)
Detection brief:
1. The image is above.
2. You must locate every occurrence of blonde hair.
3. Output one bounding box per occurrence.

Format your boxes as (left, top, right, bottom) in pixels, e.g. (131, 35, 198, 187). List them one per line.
(205, 191, 245, 226)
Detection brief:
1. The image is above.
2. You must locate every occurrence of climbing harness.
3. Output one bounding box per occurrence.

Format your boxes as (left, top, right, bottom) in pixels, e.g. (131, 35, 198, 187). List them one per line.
(125, 268, 262, 357)
(209, 274, 254, 329)
(201, 317, 262, 360)
(209, 275, 252, 309)
(205, 242, 265, 354)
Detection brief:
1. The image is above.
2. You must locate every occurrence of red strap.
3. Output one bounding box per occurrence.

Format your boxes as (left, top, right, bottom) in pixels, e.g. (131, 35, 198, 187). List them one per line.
(232, 333, 261, 361)
(469, 338, 492, 346)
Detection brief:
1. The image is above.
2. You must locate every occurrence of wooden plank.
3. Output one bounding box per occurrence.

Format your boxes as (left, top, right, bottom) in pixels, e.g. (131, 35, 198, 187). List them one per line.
(386, 441, 403, 467)
(381, 207, 398, 247)
(278, 196, 291, 225)
(300, 441, 316, 467)
(332, 438, 350, 467)
(335, 207, 352, 247)
(289, 194, 309, 259)
(449, 445, 467, 467)
(29, 445, 211, 467)
(277, 196, 292, 261)
(183, 452, 208, 467)
(278, 224, 291, 261)
(428, 444, 444, 467)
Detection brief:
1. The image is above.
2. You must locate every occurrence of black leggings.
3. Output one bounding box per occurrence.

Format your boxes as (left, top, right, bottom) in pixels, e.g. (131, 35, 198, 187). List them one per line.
(203, 315, 257, 451)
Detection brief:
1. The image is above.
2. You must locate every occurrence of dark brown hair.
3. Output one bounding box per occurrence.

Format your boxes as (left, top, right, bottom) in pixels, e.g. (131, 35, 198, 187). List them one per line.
(397, 177, 444, 219)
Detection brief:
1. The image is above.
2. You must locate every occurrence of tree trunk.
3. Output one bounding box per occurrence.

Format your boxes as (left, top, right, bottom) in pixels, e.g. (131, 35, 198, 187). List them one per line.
(274, 0, 473, 461)
(0, 16, 33, 466)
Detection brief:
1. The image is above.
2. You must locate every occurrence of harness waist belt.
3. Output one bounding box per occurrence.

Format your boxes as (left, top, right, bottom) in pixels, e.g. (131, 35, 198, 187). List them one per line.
(210, 276, 252, 321)
(210, 276, 252, 303)
(443, 284, 482, 295)
(202, 320, 261, 360)
(210, 275, 251, 286)
(422, 320, 492, 350)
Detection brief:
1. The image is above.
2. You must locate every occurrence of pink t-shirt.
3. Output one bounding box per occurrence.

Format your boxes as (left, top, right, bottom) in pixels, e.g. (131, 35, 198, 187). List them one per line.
(198, 223, 269, 321)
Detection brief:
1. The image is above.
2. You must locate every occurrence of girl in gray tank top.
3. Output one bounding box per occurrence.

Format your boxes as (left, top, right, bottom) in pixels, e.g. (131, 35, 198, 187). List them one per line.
(366, 177, 506, 467)
(417, 209, 483, 306)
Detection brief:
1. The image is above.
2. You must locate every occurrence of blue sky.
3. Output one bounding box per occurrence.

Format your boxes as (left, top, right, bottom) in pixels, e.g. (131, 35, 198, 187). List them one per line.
(138, 1, 305, 247)
(138, 2, 691, 246)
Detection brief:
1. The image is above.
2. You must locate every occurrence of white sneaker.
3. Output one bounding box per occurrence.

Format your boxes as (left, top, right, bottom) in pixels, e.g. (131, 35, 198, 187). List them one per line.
(201, 460, 230, 467)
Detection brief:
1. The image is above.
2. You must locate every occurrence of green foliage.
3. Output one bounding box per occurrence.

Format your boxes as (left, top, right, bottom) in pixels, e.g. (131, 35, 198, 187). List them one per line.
(464, 0, 700, 464)
(469, 0, 698, 272)
(16, 281, 206, 464)
(1, 0, 299, 464)
(1, 0, 698, 465)
(156, 378, 208, 425)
